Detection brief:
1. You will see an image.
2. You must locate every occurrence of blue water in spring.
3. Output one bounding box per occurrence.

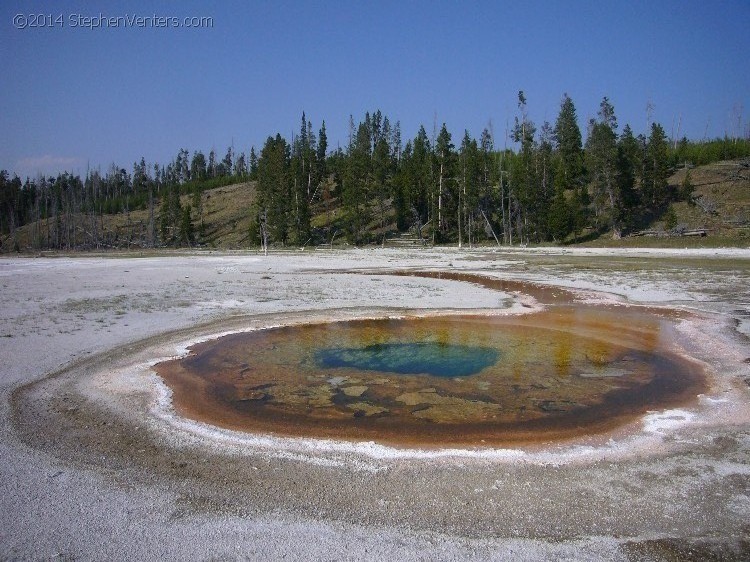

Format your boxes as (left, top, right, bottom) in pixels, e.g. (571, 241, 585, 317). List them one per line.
(314, 342, 500, 378)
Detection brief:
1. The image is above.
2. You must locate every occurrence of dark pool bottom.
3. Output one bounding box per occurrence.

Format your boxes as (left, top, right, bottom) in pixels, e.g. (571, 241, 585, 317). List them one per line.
(156, 303, 708, 447)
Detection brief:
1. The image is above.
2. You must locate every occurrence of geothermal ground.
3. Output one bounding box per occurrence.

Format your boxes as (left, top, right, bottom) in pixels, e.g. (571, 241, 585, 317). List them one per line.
(1, 247, 749, 561)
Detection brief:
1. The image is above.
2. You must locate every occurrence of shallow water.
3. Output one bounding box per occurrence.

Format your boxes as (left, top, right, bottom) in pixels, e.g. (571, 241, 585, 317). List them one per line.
(157, 303, 707, 446)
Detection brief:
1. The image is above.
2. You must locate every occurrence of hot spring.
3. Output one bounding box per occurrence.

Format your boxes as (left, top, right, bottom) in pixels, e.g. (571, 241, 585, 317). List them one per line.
(156, 303, 706, 447)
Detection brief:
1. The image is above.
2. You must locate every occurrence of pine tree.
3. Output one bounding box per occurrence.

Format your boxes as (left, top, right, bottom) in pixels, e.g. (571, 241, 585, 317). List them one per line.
(291, 112, 311, 245)
(681, 168, 695, 205)
(257, 134, 291, 245)
(478, 128, 500, 244)
(643, 122, 670, 208)
(434, 123, 455, 242)
(208, 150, 217, 178)
(221, 147, 233, 177)
(234, 153, 247, 177)
(458, 131, 481, 246)
(548, 185, 571, 242)
(571, 185, 590, 242)
(585, 98, 620, 236)
(370, 110, 382, 146)
(510, 91, 537, 243)
(159, 182, 182, 245)
(393, 139, 412, 231)
(174, 149, 189, 183)
(534, 121, 556, 241)
(553, 94, 583, 191)
(615, 124, 640, 232)
(249, 147, 258, 180)
(391, 120, 402, 163)
(342, 119, 373, 244)
(191, 151, 207, 181)
(179, 204, 194, 245)
(317, 121, 328, 179)
(411, 125, 431, 226)
(372, 131, 392, 243)
(307, 119, 317, 191)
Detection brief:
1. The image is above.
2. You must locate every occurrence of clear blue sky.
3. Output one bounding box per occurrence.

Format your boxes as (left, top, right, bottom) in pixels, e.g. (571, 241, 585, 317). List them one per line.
(2, 0, 748, 179)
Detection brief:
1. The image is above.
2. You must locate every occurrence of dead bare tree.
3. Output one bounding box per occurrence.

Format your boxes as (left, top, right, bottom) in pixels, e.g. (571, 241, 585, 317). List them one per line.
(259, 208, 269, 256)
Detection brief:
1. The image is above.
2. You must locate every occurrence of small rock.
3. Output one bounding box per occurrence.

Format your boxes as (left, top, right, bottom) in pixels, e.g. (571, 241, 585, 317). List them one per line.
(346, 402, 389, 416)
(341, 385, 368, 397)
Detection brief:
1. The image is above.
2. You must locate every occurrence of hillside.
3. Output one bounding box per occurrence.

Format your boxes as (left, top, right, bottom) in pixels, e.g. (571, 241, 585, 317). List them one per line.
(668, 159, 750, 236)
(197, 182, 256, 247)
(2, 181, 256, 251)
(4, 158, 749, 252)
(585, 158, 750, 248)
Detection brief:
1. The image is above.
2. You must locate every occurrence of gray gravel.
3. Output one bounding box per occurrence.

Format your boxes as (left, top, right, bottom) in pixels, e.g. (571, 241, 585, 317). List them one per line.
(2, 248, 749, 560)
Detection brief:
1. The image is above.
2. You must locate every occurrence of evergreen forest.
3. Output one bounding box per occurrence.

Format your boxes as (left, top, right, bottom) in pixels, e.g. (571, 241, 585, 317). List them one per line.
(2, 92, 749, 251)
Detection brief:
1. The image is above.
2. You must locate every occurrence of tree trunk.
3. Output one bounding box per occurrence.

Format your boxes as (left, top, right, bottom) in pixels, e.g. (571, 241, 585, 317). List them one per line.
(438, 162, 443, 234)
(457, 188, 462, 249)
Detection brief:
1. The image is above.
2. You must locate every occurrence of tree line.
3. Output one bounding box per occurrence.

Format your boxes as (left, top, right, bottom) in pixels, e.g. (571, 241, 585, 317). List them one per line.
(2, 93, 749, 251)
(249, 94, 749, 248)
(0, 146, 253, 250)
